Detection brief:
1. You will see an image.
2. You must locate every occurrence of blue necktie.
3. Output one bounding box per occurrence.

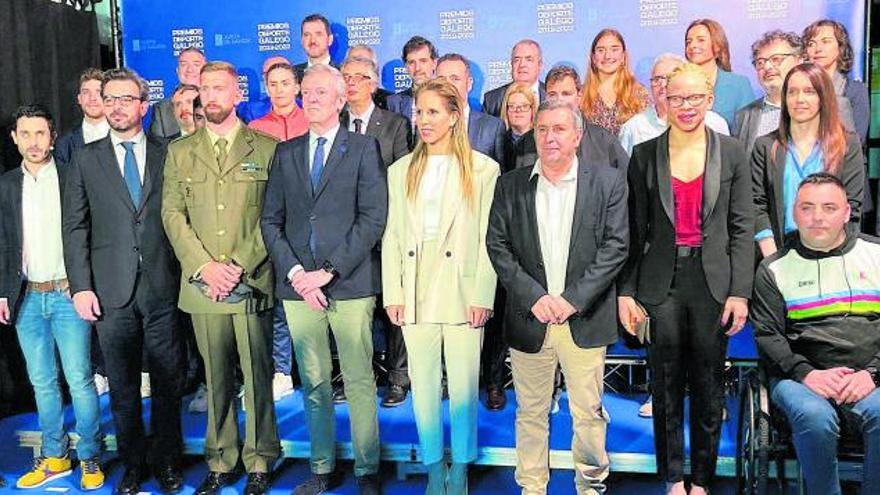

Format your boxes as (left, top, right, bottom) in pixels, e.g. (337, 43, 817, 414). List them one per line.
(310, 136, 327, 191)
(121, 141, 142, 207)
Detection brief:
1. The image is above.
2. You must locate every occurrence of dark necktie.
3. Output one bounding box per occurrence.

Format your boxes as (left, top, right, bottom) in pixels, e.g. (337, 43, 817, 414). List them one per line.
(354, 118, 363, 135)
(120, 141, 141, 207)
(311, 136, 327, 191)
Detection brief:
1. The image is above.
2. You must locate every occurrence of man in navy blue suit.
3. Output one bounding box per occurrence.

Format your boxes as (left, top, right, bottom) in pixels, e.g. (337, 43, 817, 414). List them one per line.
(386, 36, 438, 128)
(435, 53, 506, 166)
(54, 68, 108, 167)
(260, 63, 387, 495)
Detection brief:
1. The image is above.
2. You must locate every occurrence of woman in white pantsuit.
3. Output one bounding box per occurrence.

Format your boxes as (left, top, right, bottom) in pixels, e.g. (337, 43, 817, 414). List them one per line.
(382, 77, 499, 494)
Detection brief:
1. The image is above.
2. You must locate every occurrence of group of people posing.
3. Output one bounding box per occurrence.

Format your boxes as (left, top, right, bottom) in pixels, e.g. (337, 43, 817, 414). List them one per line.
(1, 11, 878, 495)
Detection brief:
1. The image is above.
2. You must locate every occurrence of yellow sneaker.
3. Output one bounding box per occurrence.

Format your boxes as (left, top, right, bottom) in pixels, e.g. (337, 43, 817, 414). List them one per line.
(80, 457, 105, 490)
(16, 455, 72, 489)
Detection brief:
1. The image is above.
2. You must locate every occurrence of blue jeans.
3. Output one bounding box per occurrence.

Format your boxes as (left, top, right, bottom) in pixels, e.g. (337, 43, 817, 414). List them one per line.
(15, 289, 101, 459)
(771, 378, 880, 495)
(272, 303, 292, 374)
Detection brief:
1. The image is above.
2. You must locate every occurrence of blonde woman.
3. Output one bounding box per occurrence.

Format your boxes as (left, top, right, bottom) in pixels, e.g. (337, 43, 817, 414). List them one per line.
(499, 82, 537, 175)
(382, 77, 499, 494)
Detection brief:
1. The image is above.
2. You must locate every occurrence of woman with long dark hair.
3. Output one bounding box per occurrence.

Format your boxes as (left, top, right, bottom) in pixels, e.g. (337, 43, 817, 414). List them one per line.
(619, 63, 754, 495)
(382, 77, 499, 493)
(752, 62, 864, 257)
(581, 28, 650, 136)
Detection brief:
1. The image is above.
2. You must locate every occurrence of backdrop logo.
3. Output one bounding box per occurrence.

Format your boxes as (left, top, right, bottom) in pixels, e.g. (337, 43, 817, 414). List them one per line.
(747, 0, 788, 19)
(347, 16, 381, 46)
(257, 22, 291, 52)
(537, 2, 575, 34)
(639, 0, 678, 27)
(147, 80, 165, 103)
(238, 75, 250, 102)
(439, 9, 475, 41)
(131, 39, 167, 53)
(171, 28, 204, 56)
(486, 60, 512, 91)
(393, 66, 411, 92)
(215, 33, 252, 48)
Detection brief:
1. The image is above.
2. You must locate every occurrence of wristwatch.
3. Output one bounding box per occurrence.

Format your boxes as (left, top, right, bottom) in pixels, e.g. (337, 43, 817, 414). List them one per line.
(321, 260, 336, 276)
(866, 367, 880, 387)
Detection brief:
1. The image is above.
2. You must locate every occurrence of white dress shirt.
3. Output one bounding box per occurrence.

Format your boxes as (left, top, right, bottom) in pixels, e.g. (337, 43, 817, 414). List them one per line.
(348, 103, 375, 135)
(420, 155, 451, 241)
(21, 159, 67, 283)
(109, 130, 147, 184)
(81, 118, 110, 144)
(532, 157, 578, 296)
(308, 55, 332, 68)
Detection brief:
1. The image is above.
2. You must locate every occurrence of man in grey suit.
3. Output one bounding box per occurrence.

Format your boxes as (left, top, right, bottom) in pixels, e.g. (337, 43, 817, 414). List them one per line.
(149, 47, 206, 139)
(260, 64, 387, 495)
(436, 53, 506, 165)
(482, 39, 546, 118)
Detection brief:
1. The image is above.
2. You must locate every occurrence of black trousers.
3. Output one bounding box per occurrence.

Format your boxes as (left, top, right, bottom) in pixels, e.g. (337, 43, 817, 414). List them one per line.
(95, 275, 184, 468)
(481, 288, 508, 389)
(643, 253, 727, 486)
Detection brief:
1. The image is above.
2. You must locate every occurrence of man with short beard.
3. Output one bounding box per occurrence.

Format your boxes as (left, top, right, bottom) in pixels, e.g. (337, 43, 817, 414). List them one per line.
(162, 61, 281, 495)
(294, 14, 338, 89)
(170, 84, 200, 139)
(63, 68, 185, 495)
(55, 68, 109, 167)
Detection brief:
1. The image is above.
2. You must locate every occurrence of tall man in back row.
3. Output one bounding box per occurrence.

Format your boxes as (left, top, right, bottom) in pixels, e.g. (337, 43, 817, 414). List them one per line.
(162, 61, 281, 495)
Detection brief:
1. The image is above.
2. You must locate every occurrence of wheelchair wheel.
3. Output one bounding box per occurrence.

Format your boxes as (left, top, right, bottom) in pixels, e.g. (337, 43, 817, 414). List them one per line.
(736, 371, 770, 495)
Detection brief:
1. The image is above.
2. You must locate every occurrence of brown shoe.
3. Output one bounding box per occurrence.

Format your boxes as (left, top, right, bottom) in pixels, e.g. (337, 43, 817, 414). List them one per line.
(485, 386, 507, 411)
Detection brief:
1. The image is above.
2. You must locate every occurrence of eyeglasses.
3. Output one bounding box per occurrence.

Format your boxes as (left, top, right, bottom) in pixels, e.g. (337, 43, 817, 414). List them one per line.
(343, 73, 371, 84)
(649, 75, 668, 86)
(507, 104, 532, 113)
(102, 94, 143, 106)
(753, 53, 796, 69)
(666, 94, 708, 108)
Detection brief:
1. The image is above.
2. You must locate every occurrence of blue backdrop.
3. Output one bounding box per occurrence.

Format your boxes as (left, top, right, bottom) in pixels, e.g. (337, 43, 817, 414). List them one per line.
(121, 0, 866, 109)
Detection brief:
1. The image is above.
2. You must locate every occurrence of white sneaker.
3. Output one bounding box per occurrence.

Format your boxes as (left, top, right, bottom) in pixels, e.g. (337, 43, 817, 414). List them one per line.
(272, 372, 294, 401)
(188, 383, 208, 413)
(93, 374, 109, 396)
(140, 372, 151, 398)
(638, 396, 653, 418)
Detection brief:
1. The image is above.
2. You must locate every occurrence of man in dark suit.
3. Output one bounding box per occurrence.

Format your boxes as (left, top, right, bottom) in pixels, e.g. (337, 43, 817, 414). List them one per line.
(733, 31, 804, 155)
(261, 64, 387, 495)
(55, 68, 108, 167)
(436, 53, 506, 165)
(386, 36, 438, 126)
(346, 45, 392, 110)
(340, 54, 411, 408)
(63, 68, 184, 495)
(294, 14, 337, 87)
(482, 39, 546, 118)
(487, 100, 629, 494)
(1, 105, 104, 491)
(149, 47, 206, 139)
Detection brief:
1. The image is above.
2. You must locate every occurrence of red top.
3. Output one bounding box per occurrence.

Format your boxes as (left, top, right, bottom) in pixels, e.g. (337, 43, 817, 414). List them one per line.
(248, 106, 308, 141)
(672, 174, 703, 247)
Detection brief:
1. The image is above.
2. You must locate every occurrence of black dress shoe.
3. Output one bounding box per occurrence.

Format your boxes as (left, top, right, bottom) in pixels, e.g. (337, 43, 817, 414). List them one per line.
(154, 463, 183, 494)
(244, 472, 271, 495)
(381, 384, 408, 408)
(356, 473, 382, 495)
(195, 471, 239, 495)
(332, 385, 347, 404)
(486, 386, 507, 411)
(293, 472, 341, 495)
(115, 466, 146, 495)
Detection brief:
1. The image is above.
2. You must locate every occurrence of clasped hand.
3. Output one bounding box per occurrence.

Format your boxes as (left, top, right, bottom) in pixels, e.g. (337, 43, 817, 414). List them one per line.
(804, 367, 877, 404)
(200, 261, 243, 302)
(531, 295, 576, 324)
(290, 269, 334, 311)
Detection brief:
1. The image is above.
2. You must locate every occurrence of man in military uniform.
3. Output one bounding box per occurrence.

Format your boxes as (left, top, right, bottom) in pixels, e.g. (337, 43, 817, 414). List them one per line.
(161, 61, 280, 495)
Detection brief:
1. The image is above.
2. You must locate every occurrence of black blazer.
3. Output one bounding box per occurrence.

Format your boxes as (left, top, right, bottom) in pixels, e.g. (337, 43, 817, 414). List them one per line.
(148, 98, 180, 140)
(514, 123, 629, 171)
(487, 159, 629, 353)
(481, 81, 546, 117)
(619, 129, 754, 305)
(467, 109, 506, 165)
(386, 87, 414, 123)
(340, 107, 411, 167)
(752, 131, 864, 246)
(261, 127, 388, 301)
(62, 135, 180, 308)
(0, 165, 69, 318)
(54, 125, 86, 168)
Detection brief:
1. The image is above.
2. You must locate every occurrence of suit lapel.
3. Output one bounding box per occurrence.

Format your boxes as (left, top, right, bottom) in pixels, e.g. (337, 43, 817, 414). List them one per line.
(702, 129, 722, 223)
(436, 160, 464, 247)
(138, 139, 165, 212)
(314, 127, 348, 199)
(467, 111, 478, 143)
(655, 131, 675, 225)
(568, 161, 591, 255)
(296, 136, 314, 201)
(366, 110, 384, 138)
(771, 138, 787, 239)
(191, 128, 221, 177)
(220, 127, 255, 177)
(12, 170, 23, 252)
(97, 138, 136, 212)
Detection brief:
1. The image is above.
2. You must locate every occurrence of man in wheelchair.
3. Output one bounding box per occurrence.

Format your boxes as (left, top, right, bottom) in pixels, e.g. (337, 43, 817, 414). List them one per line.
(751, 173, 880, 495)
